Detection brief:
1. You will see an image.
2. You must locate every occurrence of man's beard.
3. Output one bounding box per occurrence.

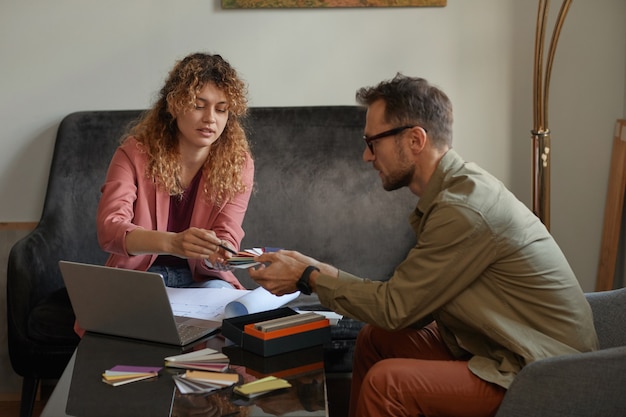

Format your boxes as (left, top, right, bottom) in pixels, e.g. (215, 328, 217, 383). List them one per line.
(381, 148, 415, 191)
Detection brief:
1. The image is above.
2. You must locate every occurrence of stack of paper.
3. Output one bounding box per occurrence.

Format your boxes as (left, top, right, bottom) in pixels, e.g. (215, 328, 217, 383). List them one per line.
(233, 376, 292, 398)
(226, 248, 265, 269)
(164, 348, 229, 372)
(173, 370, 240, 394)
(253, 312, 327, 332)
(226, 247, 281, 269)
(101, 365, 161, 386)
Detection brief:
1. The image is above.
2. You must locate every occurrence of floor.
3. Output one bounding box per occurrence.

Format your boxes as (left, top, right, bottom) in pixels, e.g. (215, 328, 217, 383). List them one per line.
(0, 385, 52, 417)
(0, 401, 45, 417)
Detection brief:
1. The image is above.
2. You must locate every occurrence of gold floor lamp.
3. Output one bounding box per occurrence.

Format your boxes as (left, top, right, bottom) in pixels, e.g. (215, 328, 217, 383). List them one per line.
(531, 0, 573, 230)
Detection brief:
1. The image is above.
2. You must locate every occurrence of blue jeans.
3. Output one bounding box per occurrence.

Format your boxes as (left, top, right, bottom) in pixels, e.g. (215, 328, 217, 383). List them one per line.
(147, 265, 234, 289)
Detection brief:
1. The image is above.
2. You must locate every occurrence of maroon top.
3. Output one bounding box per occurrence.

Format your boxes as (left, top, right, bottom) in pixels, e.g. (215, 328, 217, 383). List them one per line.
(154, 169, 202, 267)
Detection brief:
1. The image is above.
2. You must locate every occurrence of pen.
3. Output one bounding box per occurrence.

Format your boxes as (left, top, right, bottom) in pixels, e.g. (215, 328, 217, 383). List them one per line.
(218, 243, 238, 256)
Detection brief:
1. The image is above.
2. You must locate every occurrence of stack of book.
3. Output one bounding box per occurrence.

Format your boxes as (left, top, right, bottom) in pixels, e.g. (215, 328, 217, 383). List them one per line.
(166, 348, 237, 394)
(101, 365, 161, 386)
(164, 348, 229, 372)
(233, 375, 292, 398)
(172, 370, 240, 394)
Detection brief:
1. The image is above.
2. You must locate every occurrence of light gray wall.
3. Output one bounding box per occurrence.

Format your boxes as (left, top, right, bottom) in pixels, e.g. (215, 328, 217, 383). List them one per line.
(1, 0, 625, 393)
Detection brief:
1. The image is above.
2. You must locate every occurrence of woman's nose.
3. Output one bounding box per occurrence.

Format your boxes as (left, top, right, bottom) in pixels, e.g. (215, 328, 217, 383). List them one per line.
(202, 108, 217, 123)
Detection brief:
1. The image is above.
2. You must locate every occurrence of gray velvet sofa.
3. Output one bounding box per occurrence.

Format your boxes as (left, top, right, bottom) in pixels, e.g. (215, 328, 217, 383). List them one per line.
(495, 286, 626, 417)
(7, 107, 626, 417)
(7, 107, 416, 417)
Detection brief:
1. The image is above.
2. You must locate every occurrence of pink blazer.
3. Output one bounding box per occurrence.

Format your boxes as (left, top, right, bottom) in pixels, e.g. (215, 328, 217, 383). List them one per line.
(96, 137, 254, 289)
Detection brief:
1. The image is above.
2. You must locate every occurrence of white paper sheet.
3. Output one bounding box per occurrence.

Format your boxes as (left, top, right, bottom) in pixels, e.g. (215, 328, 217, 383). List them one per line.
(166, 286, 299, 321)
(167, 287, 248, 321)
(223, 287, 300, 318)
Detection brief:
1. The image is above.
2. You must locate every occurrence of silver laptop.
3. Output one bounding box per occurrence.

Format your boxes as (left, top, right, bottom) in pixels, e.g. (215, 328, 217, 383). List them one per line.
(59, 260, 220, 346)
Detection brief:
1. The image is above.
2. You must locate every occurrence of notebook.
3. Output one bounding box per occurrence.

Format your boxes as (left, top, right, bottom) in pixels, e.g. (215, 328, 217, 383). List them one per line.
(59, 260, 221, 346)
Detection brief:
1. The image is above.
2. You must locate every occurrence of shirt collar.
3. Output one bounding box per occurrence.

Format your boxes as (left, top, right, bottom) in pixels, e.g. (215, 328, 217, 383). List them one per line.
(416, 148, 463, 215)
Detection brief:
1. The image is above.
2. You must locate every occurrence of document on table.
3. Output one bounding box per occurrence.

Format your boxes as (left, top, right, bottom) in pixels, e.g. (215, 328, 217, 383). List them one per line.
(166, 286, 300, 322)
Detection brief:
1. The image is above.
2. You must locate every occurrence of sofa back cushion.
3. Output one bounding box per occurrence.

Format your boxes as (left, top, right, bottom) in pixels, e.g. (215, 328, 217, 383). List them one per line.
(16, 106, 417, 302)
(234, 106, 416, 288)
(586, 287, 626, 349)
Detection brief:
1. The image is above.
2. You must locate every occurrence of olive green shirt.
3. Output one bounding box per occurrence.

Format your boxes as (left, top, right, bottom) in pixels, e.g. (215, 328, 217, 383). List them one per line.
(315, 149, 598, 388)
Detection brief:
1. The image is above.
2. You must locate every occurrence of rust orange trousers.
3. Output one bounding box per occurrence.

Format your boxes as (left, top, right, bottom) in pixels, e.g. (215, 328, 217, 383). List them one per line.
(349, 322, 506, 417)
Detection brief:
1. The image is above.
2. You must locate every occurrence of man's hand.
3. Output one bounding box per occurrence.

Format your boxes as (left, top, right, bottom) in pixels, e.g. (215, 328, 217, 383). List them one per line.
(248, 250, 310, 296)
(274, 250, 338, 278)
(248, 250, 339, 296)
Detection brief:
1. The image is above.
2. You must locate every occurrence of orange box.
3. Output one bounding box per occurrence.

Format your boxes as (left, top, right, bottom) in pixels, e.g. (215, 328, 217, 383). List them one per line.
(222, 308, 331, 356)
(243, 318, 330, 340)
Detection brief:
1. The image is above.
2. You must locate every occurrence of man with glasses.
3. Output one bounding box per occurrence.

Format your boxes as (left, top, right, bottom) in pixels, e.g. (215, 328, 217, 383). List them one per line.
(248, 74, 597, 417)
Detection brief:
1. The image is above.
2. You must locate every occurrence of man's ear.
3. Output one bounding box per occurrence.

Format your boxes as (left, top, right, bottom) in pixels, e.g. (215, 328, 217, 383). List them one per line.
(408, 126, 428, 154)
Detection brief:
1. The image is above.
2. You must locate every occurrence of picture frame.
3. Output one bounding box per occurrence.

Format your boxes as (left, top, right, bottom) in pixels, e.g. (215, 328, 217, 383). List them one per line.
(221, 0, 445, 9)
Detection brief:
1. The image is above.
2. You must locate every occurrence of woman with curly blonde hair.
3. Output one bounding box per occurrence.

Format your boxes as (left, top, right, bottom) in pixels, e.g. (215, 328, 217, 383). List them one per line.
(97, 52, 254, 290)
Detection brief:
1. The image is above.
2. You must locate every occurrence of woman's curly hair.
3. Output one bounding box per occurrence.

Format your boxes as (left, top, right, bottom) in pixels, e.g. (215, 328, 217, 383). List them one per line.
(126, 52, 251, 205)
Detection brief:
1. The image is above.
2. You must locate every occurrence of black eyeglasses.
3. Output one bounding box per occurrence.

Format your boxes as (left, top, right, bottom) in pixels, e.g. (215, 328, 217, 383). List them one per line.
(363, 125, 417, 154)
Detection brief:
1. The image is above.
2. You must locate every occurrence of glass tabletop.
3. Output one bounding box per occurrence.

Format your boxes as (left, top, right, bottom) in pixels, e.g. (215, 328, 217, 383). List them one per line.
(41, 332, 328, 417)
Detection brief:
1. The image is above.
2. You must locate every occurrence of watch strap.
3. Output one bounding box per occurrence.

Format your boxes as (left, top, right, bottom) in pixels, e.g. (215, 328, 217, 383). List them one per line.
(297, 265, 320, 295)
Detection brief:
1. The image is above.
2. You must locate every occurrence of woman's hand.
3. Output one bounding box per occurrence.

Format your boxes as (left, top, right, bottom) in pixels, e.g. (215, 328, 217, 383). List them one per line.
(169, 227, 226, 259)
(125, 227, 234, 269)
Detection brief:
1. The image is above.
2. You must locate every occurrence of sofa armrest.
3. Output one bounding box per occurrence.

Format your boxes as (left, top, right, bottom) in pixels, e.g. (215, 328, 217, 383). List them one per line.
(495, 346, 626, 417)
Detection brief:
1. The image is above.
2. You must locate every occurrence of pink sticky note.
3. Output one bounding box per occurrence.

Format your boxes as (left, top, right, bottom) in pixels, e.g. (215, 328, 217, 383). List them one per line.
(109, 365, 162, 374)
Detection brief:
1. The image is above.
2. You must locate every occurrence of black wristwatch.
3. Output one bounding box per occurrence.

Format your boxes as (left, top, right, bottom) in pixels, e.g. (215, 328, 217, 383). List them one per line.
(296, 265, 320, 295)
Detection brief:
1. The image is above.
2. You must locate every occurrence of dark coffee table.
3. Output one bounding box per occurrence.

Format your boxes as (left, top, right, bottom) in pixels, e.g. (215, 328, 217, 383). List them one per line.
(41, 332, 328, 417)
